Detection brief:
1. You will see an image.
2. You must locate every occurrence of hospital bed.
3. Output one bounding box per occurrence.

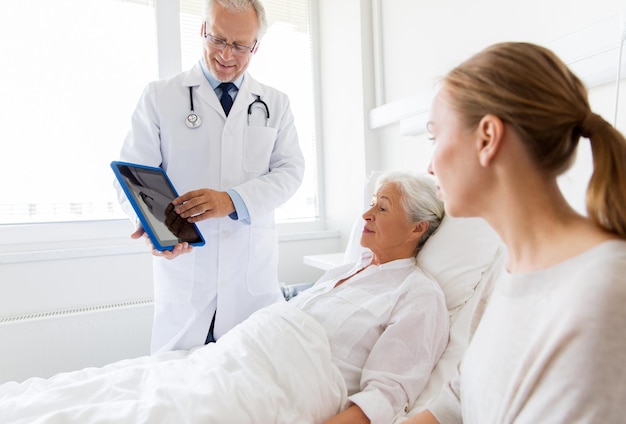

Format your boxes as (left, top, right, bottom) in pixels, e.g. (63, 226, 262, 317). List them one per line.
(0, 215, 504, 423)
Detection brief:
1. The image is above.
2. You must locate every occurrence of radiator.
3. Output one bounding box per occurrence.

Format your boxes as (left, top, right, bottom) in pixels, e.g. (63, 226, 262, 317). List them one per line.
(0, 300, 154, 384)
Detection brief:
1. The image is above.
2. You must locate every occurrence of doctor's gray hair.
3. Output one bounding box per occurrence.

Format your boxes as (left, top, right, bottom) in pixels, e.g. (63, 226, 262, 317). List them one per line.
(202, 0, 268, 40)
(376, 171, 445, 254)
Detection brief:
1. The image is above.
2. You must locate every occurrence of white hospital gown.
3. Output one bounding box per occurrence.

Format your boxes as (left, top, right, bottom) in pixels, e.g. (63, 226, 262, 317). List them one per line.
(289, 256, 449, 424)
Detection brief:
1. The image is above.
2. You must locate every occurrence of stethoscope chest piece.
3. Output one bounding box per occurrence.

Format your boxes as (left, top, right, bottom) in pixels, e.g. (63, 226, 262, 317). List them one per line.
(186, 113, 202, 129)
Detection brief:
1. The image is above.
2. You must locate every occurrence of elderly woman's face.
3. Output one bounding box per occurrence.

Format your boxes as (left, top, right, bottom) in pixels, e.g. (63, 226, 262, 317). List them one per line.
(361, 182, 422, 264)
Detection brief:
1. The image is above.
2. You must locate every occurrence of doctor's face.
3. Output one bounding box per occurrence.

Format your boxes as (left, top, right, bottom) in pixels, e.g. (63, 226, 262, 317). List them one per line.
(202, 3, 259, 82)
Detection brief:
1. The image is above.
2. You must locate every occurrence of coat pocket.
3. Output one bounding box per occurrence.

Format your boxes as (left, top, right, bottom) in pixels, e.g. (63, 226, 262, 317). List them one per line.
(243, 126, 278, 174)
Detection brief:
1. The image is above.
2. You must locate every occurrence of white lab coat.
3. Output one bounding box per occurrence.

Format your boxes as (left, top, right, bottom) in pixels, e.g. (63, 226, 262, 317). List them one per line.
(116, 62, 305, 353)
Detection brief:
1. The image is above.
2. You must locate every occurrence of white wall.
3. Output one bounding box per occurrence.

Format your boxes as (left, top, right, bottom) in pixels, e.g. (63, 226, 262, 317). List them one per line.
(316, 0, 378, 245)
(315, 0, 626, 243)
(369, 0, 625, 215)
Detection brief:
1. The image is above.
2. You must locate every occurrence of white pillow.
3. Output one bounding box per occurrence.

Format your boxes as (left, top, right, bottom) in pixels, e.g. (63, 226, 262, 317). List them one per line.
(402, 216, 505, 418)
(417, 216, 502, 315)
(345, 214, 501, 313)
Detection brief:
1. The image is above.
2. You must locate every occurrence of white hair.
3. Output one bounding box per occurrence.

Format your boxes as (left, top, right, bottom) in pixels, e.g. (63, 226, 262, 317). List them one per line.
(202, 0, 268, 39)
(376, 171, 445, 254)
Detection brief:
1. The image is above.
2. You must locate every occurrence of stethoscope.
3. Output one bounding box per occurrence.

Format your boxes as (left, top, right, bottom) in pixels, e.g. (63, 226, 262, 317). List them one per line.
(185, 86, 270, 129)
(185, 86, 202, 129)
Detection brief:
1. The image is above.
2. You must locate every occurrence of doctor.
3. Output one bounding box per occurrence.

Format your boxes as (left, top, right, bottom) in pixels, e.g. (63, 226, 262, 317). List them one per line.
(116, 0, 305, 353)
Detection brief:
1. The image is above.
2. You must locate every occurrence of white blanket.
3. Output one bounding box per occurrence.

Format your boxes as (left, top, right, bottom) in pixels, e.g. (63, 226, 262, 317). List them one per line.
(0, 302, 348, 424)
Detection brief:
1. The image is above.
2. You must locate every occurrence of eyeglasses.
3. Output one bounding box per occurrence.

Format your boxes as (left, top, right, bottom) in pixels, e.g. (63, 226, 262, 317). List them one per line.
(203, 28, 257, 55)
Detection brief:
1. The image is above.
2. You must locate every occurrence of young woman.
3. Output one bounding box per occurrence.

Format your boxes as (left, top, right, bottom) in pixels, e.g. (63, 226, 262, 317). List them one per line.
(408, 42, 626, 423)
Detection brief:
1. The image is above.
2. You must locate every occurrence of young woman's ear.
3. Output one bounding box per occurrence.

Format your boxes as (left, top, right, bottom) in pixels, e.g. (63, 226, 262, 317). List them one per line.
(476, 114, 504, 167)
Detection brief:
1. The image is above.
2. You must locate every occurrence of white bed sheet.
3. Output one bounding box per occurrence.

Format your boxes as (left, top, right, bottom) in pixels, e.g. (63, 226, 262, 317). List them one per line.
(0, 302, 348, 424)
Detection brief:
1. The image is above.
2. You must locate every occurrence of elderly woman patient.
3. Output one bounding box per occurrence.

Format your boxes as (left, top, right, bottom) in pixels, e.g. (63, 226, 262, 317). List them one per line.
(295, 171, 448, 424)
(0, 172, 448, 424)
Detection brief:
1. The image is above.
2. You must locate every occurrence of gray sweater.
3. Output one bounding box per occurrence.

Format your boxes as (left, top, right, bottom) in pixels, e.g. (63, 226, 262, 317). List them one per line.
(429, 240, 626, 423)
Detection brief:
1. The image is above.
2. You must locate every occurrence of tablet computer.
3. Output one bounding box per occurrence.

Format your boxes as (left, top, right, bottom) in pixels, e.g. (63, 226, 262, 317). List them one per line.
(111, 161, 205, 251)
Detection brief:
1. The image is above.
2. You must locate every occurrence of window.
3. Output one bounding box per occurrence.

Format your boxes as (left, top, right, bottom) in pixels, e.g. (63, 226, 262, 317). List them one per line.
(0, 0, 320, 226)
(0, 0, 157, 224)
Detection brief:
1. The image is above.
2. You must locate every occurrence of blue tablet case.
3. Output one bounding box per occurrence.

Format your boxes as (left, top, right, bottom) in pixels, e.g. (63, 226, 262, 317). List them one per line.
(111, 161, 205, 251)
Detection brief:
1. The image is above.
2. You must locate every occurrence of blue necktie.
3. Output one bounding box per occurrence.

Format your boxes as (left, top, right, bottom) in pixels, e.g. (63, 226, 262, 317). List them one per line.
(218, 82, 235, 116)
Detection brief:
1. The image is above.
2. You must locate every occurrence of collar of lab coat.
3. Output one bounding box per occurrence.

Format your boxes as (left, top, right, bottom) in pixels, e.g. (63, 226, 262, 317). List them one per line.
(182, 62, 267, 118)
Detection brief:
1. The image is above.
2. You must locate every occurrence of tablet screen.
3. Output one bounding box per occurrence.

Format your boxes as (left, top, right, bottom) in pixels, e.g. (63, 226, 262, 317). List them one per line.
(112, 161, 205, 250)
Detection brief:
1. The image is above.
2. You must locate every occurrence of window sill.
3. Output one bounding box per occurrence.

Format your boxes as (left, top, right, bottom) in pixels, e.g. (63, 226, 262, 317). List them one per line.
(0, 239, 148, 265)
(0, 220, 340, 264)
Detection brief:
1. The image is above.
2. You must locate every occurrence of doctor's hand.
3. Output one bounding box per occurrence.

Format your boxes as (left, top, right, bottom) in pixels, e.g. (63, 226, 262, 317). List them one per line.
(152, 242, 193, 260)
(130, 224, 193, 260)
(130, 225, 146, 241)
(172, 189, 235, 223)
